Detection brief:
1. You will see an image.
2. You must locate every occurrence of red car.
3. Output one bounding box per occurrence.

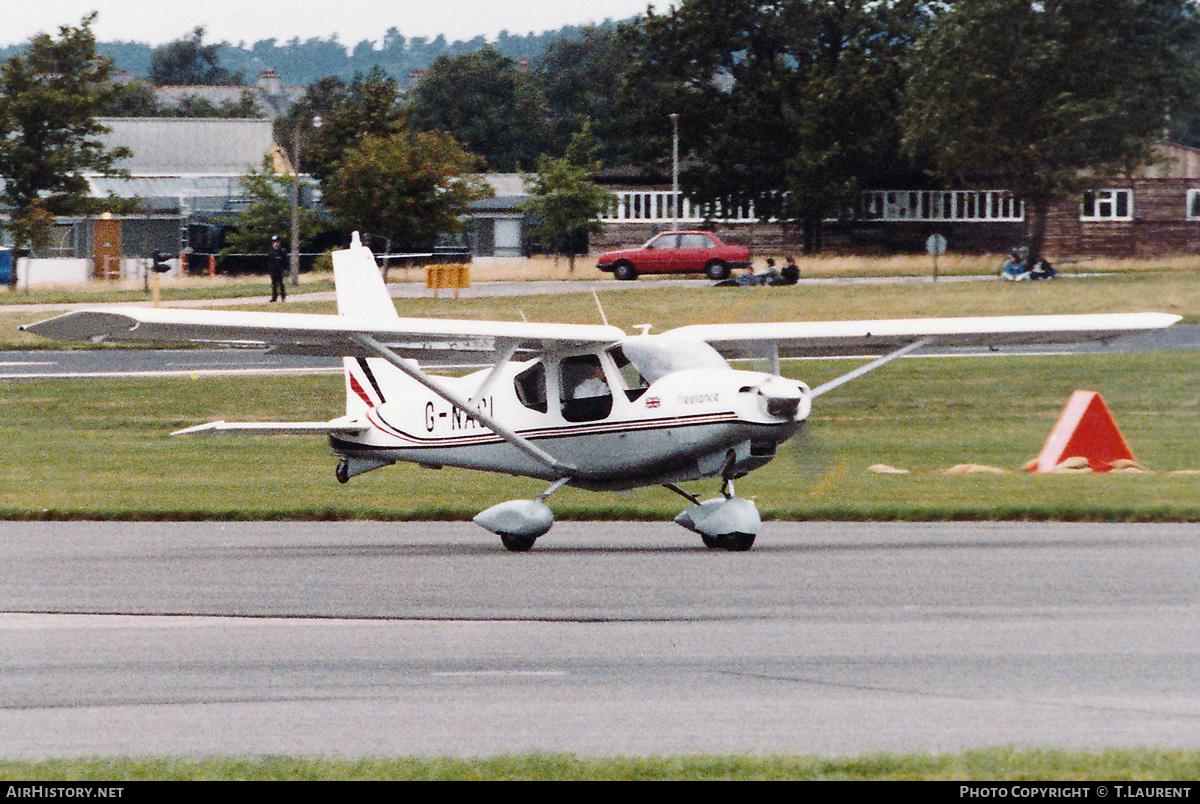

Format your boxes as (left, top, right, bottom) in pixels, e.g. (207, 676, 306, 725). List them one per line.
(595, 230, 752, 281)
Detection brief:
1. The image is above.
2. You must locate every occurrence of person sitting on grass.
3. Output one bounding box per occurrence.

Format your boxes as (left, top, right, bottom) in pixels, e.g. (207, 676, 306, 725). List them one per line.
(1001, 248, 1031, 281)
(1030, 258, 1056, 280)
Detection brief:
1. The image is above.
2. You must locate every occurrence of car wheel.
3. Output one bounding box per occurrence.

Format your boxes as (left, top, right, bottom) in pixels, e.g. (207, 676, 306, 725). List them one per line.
(612, 261, 637, 281)
(705, 260, 730, 281)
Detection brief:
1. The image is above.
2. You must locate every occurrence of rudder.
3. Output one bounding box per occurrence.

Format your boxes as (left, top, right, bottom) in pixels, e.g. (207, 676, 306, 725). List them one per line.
(332, 232, 399, 320)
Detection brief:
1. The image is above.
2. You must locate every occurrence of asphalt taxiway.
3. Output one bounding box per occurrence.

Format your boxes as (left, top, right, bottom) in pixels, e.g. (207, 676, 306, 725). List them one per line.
(2, 520, 1198, 758)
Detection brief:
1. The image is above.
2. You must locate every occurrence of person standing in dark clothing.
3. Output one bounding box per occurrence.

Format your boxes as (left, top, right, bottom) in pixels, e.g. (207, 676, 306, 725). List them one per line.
(267, 236, 288, 302)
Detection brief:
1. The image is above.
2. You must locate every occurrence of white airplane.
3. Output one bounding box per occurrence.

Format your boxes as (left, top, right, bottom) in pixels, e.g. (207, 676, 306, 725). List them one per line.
(22, 234, 1180, 551)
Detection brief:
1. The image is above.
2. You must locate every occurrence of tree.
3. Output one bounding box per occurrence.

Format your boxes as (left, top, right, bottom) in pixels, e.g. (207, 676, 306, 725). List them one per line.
(403, 47, 550, 171)
(278, 68, 404, 184)
(0, 14, 131, 287)
(903, 0, 1200, 264)
(522, 128, 613, 271)
(533, 26, 641, 162)
(321, 130, 492, 249)
(220, 156, 326, 262)
(149, 27, 242, 86)
(611, 1, 922, 252)
(98, 79, 160, 116)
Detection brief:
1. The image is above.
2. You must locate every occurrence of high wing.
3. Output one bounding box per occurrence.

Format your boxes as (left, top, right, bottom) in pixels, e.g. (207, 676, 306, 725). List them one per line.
(667, 312, 1181, 359)
(666, 312, 1181, 397)
(20, 307, 625, 365)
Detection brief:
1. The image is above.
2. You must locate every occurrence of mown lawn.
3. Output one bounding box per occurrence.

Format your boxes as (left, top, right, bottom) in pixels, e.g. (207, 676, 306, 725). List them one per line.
(1, 350, 1196, 521)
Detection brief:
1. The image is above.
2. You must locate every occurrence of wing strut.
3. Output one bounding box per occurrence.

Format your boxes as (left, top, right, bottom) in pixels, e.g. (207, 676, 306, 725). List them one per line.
(809, 338, 931, 399)
(470, 338, 519, 406)
(350, 334, 576, 478)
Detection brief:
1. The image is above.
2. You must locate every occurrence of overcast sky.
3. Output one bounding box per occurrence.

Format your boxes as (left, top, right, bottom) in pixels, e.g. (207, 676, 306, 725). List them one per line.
(4, 1, 667, 47)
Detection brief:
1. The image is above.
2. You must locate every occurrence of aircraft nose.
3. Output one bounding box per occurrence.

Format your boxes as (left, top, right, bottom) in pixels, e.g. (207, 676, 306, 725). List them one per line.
(765, 393, 801, 419)
(755, 376, 805, 420)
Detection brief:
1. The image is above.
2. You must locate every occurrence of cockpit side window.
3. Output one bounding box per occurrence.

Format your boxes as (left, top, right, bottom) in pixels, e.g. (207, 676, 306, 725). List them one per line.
(514, 362, 547, 413)
(559, 355, 613, 422)
(607, 345, 649, 401)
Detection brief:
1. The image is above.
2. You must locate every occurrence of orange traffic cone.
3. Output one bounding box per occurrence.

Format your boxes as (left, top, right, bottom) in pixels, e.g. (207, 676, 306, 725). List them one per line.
(1030, 390, 1135, 473)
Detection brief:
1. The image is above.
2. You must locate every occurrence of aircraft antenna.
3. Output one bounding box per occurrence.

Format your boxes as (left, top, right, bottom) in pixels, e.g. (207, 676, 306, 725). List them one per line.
(592, 291, 609, 326)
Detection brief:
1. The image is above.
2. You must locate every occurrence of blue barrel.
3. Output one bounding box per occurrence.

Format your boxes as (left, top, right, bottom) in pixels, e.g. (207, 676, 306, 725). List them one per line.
(0, 250, 12, 286)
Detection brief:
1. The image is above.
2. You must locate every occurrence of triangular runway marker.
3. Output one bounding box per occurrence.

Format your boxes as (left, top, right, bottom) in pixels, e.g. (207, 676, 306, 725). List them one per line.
(1031, 390, 1135, 473)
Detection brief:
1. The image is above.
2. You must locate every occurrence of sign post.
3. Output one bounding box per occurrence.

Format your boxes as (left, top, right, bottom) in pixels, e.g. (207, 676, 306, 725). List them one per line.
(926, 234, 947, 282)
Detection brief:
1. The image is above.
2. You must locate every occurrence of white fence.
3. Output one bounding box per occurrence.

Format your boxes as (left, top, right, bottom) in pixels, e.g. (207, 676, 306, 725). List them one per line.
(599, 191, 759, 223)
(14, 257, 176, 288)
(598, 189, 1025, 224)
(857, 190, 1024, 222)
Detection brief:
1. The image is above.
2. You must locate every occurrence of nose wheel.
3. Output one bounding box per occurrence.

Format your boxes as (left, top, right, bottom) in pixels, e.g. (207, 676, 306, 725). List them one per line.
(665, 482, 760, 551)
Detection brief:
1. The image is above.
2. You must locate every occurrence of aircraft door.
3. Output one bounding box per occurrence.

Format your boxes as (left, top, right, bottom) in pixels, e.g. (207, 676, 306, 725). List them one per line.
(559, 354, 613, 422)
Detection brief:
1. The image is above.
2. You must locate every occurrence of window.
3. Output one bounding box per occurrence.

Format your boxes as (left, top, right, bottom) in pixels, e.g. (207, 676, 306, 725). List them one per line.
(1188, 189, 1200, 220)
(647, 234, 679, 249)
(514, 362, 547, 413)
(559, 355, 613, 422)
(677, 234, 714, 249)
(621, 337, 730, 384)
(1081, 189, 1132, 221)
(608, 346, 649, 401)
(856, 190, 1024, 222)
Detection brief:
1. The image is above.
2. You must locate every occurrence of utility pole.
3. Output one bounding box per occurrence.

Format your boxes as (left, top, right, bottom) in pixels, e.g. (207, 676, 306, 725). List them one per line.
(670, 113, 679, 229)
(289, 115, 321, 286)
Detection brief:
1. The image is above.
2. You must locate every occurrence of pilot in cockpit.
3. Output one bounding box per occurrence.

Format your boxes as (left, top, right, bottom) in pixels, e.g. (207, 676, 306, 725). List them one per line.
(571, 362, 609, 399)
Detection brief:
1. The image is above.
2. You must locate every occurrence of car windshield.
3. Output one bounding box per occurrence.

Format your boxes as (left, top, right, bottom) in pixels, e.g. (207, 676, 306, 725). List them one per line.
(619, 336, 730, 383)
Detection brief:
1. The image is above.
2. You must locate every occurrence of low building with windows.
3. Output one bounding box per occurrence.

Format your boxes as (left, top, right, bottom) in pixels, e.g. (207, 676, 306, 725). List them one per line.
(593, 143, 1200, 258)
(1, 117, 292, 285)
(1041, 143, 1200, 258)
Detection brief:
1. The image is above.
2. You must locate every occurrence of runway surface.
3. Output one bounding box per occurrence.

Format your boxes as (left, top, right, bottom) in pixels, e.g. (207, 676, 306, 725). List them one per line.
(2, 520, 1198, 758)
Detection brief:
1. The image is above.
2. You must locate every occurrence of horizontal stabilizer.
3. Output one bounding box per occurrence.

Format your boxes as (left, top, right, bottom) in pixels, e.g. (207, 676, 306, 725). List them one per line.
(173, 417, 367, 436)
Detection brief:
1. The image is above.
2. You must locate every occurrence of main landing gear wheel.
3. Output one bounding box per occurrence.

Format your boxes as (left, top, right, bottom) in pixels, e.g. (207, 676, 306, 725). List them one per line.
(500, 533, 538, 552)
(335, 459, 350, 484)
(700, 532, 756, 551)
(474, 495, 559, 552)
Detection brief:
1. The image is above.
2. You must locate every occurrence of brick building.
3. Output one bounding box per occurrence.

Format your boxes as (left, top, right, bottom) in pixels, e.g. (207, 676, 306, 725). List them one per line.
(592, 143, 1200, 258)
(1041, 143, 1200, 258)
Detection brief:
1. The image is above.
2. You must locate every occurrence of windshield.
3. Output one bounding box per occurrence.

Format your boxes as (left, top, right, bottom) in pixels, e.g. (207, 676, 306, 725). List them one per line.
(620, 336, 730, 383)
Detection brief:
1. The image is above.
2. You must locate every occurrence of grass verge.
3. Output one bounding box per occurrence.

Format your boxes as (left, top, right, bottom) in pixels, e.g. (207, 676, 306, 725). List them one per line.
(3, 748, 1200, 780)
(1, 351, 1197, 521)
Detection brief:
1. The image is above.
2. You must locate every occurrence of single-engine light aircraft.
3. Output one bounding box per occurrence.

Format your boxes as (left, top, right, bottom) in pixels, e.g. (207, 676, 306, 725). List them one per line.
(23, 235, 1180, 551)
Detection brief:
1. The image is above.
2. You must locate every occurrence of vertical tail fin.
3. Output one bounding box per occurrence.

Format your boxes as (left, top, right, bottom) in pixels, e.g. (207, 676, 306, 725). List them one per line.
(332, 232, 399, 320)
(334, 233, 400, 417)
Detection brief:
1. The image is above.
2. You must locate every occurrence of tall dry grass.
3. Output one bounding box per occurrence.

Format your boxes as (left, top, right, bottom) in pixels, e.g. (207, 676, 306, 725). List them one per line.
(400, 252, 1200, 282)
